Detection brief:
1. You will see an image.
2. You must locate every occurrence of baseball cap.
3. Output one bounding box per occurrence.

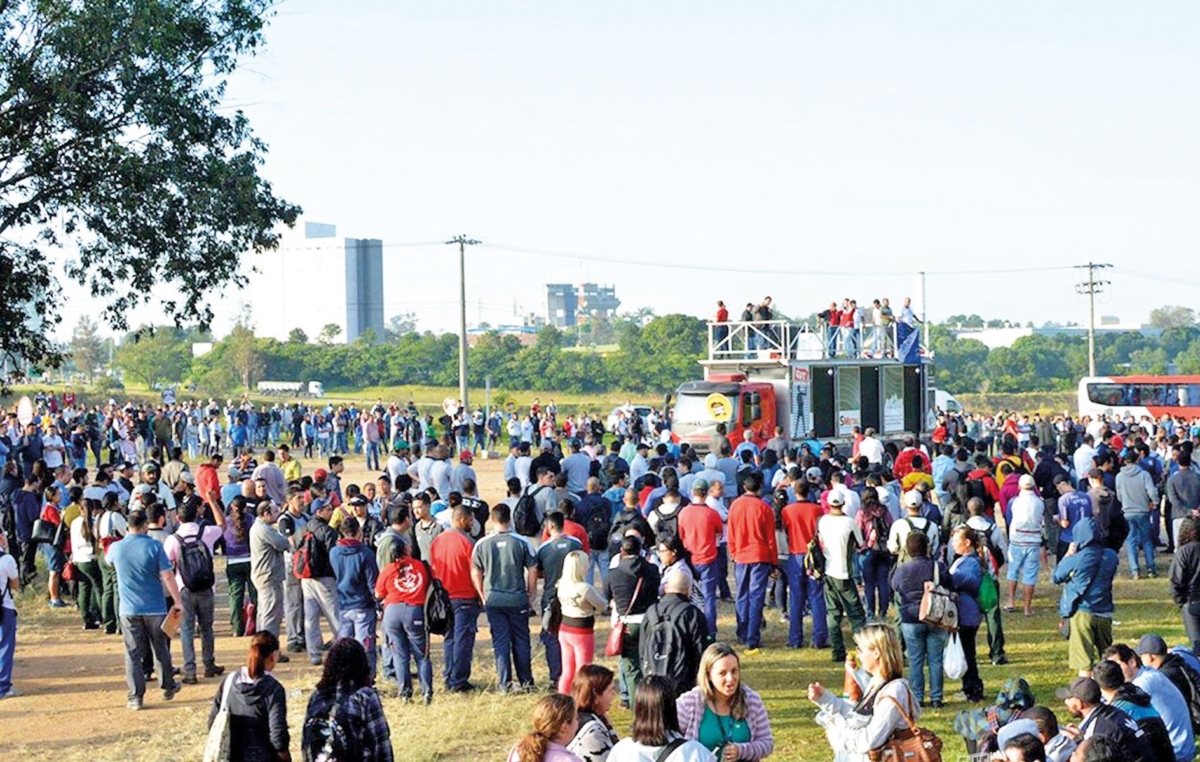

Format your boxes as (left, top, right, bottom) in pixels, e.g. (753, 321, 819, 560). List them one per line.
(996, 719, 1040, 751)
(459, 450, 473, 462)
(314, 468, 329, 481)
(141, 463, 159, 474)
(1056, 676, 1101, 703)
(178, 471, 195, 485)
(540, 439, 554, 451)
(228, 466, 242, 479)
(1018, 474, 1036, 490)
(805, 466, 823, 481)
(393, 441, 409, 452)
(692, 478, 709, 493)
(903, 490, 922, 508)
(349, 495, 368, 507)
(828, 492, 846, 507)
(1136, 634, 1168, 656)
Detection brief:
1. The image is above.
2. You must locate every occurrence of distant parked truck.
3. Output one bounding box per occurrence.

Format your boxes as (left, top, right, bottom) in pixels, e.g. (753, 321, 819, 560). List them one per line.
(257, 380, 325, 397)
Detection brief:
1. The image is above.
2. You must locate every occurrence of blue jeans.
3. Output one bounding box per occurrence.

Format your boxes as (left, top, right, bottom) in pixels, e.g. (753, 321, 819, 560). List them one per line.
(785, 554, 829, 647)
(900, 621, 948, 703)
(0, 607, 15, 697)
(587, 550, 609, 587)
(696, 561, 720, 636)
(716, 545, 732, 599)
(540, 625, 562, 685)
(383, 603, 431, 698)
(734, 561, 772, 649)
(861, 550, 894, 619)
(1125, 514, 1156, 575)
(445, 598, 479, 689)
(365, 440, 380, 471)
(486, 605, 533, 691)
(338, 608, 378, 678)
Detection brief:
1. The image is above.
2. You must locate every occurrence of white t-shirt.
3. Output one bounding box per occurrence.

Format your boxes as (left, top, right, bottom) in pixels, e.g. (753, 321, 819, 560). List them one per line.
(42, 434, 65, 468)
(0, 551, 17, 610)
(607, 737, 716, 762)
(817, 513, 862, 580)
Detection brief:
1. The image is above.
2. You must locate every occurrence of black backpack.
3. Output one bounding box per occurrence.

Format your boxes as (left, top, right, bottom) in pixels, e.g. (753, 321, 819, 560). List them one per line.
(868, 514, 890, 552)
(421, 561, 452, 637)
(513, 487, 543, 537)
(975, 520, 1004, 572)
(176, 532, 215, 592)
(803, 534, 826, 579)
(965, 476, 990, 504)
(302, 697, 359, 762)
(585, 502, 611, 551)
(651, 506, 680, 542)
(640, 606, 691, 694)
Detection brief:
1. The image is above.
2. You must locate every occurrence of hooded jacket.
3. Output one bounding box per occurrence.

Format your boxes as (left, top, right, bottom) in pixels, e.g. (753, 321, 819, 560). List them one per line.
(1117, 464, 1159, 516)
(329, 538, 380, 612)
(1053, 517, 1118, 618)
(1109, 683, 1177, 762)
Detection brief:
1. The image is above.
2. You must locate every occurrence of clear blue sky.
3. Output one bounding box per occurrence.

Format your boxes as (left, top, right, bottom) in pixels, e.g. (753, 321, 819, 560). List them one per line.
(55, 0, 1200, 338)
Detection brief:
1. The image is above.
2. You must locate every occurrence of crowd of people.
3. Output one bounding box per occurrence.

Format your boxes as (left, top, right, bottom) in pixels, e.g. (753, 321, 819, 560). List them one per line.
(4, 391, 1200, 762)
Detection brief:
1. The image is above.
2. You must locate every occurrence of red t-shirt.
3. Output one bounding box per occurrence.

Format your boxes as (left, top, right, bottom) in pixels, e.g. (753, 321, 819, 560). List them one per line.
(196, 463, 221, 508)
(727, 494, 778, 564)
(429, 529, 476, 600)
(716, 306, 729, 322)
(781, 501, 823, 554)
(541, 520, 591, 554)
(677, 503, 723, 566)
(374, 557, 429, 607)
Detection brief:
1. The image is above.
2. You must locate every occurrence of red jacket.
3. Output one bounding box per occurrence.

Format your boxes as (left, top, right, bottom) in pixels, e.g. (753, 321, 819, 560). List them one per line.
(727, 494, 778, 564)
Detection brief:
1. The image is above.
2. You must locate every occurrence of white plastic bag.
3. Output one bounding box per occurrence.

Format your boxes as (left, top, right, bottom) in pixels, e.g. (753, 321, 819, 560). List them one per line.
(944, 631, 967, 680)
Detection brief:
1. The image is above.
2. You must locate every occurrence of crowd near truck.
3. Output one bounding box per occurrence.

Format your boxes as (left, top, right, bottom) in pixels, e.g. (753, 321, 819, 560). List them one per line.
(671, 318, 935, 455)
(256, 380, 325, 397)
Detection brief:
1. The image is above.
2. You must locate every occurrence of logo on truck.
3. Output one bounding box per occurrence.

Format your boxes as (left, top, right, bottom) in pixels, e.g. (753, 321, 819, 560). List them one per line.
(705, 393, 733, 422)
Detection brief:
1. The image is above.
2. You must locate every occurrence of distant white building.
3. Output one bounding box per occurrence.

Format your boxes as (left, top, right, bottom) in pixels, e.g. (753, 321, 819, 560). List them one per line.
(952, 316, 1161, 349)
(246, 220, 384, 343)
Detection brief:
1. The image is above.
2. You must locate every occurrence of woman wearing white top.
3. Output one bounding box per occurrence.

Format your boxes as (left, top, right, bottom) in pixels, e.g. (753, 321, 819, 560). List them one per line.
(808, 623, 922, 762)
(608, 676, 715, 762)
(70, 498, 105, 629)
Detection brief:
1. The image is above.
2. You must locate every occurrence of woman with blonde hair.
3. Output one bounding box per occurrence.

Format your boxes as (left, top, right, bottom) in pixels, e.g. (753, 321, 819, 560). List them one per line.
(508, 692, 584, 762)
(557, 549, 607, 694)
(807, 623, 919, 762)
(676, 642, 775, 761)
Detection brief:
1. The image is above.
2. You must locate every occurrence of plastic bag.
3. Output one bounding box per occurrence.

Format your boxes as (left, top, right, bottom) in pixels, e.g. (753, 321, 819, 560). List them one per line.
(944, 631, 967, 680)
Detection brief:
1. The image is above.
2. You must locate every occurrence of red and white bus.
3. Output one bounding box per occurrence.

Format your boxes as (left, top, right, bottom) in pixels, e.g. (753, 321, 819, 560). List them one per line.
(1077, 375, 1200, 420)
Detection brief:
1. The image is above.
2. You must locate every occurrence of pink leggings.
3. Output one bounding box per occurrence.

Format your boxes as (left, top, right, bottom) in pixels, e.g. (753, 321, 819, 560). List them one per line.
(557, 626, 595, 694)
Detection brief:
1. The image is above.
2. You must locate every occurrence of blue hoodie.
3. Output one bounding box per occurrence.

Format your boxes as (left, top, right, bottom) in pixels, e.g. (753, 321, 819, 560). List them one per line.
(1053, 517, 1118, 618)
(329, 539, 379, 612)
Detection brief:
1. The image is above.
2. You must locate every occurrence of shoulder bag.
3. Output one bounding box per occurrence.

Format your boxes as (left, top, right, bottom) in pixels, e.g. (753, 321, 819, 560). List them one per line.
(202, 674, 236, 762)
(605, 577, 643, 657)
(868, 687, 944, 762)
(918, 561, 959, 630)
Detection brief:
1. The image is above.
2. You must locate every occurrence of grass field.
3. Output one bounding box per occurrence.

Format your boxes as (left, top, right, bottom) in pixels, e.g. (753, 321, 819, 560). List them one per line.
(0, 449, 1183, 762)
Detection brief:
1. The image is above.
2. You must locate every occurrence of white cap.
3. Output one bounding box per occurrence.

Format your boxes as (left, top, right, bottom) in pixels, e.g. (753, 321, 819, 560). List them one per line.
(903, 490, 922, 508)
(1018, 474, 1036, 490)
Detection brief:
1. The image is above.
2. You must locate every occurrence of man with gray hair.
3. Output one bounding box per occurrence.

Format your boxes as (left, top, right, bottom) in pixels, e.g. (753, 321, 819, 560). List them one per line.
(638, 567, 711, 697)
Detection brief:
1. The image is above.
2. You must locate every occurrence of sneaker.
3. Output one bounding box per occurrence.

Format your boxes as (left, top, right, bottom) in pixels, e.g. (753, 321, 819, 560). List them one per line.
(127, 698, 143, 711)
(48, 599, 68, 609)
(204, 665, 225, 678)
(162, 681, 181, 701)
(0, 688, 20, 699)
(287, 643, 306, 654)
(321, 641, 332, 652)
(931, 700, 945, 708)
(181, 675, 199, 685)
(276, 653, 290, 663)
(83, 622, 101, 630)
(991, 655, 1009, 666)
(744, 648, 762, 656)
(779, 614, 789, 624)
(310, 656, 323, 666)
(447, 682, 478, 694)
(423, 693, 433, 706)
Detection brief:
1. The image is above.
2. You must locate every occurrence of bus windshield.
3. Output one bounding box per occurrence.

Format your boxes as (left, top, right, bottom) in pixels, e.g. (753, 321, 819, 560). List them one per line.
(1086, 382, 1200, 408)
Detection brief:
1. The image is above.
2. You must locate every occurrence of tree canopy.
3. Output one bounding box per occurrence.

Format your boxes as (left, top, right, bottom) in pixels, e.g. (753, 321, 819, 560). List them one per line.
(0, 0, 299, 375)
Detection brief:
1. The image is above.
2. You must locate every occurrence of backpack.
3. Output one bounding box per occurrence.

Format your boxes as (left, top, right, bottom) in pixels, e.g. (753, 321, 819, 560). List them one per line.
(896, 518, 922, 564)
(1166, 655, 1200, 734)
(176, 532, 215, 592)
(974, 521, 1003, 573)
(868, 514, 890, 552)
(964, 476, 990, 504)
(585, 502, 611, 551)
(651, 505, 680, 542)
(513, 487, 543, 537)
(640, 606, 694, 694)
(292, 530, 326, 580)
(302, 697, 360, 762)
(804, 534, 826, 580)
(421, 561, 452, 637)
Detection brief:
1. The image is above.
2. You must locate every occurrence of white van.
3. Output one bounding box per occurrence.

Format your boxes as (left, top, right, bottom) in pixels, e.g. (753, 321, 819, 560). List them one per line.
(934, 389, 964, 415)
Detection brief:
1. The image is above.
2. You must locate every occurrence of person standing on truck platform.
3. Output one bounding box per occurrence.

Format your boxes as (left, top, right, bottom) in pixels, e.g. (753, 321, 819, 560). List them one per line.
(741, 302, 756, 352)
(714, 301, 729, 354)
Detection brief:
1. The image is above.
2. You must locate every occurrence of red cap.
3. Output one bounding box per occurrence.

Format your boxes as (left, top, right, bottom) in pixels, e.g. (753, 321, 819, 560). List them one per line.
(459, 450, 473, 462)
(314, 468, 328, 481)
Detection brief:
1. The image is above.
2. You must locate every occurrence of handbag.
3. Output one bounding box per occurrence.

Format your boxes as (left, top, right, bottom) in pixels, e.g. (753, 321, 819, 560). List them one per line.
(869, 689, 944, 762)
(605, 578, 643, 657)
(51, 518, 70, 553)
(202, 674, 235, 762)
(243, 601, 257, 637)
(31, 518, 56, 546)
(919, 562, 959, 631)
(62, 561, 76, 582)
(943, 631, 967, 680)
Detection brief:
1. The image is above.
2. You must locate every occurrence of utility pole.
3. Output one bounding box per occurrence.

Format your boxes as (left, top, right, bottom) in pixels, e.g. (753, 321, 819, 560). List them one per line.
(1074, 262, 1112, 377)
(446, 235, 481, 411)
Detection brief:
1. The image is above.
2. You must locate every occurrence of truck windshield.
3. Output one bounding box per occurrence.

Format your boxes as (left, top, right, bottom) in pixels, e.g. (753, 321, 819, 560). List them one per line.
(673, 392, 727, 445)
